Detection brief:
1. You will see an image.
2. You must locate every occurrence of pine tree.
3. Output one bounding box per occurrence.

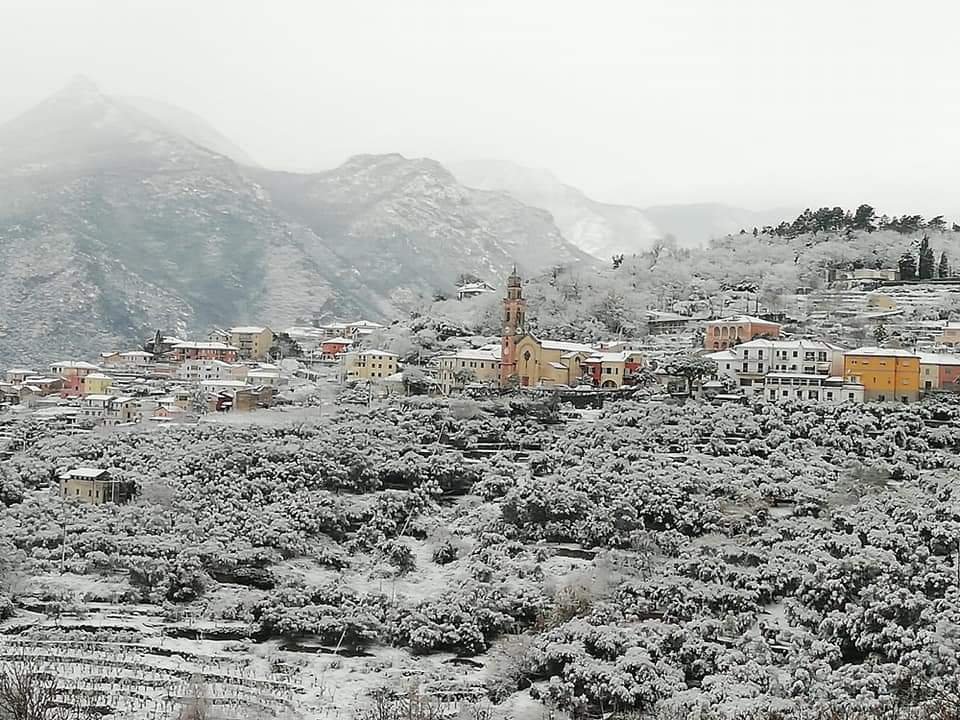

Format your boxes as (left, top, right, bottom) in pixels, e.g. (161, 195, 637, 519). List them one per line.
(918, 235, 936, 279)
(939, 251, 950, 279)
(898, 252, 917, 280)
(873, 322, 889, 346)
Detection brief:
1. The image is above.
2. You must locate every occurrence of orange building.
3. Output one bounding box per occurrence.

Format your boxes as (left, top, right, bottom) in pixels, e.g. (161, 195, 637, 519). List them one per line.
(843, 347, 920, 402)
(705, 315, 782, 350)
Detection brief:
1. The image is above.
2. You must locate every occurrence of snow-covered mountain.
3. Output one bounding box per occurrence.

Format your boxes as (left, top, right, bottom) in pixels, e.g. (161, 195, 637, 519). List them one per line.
(451, 158, 797, 252)
(0, 79, 590, 366)
(450, 159, 661, 260)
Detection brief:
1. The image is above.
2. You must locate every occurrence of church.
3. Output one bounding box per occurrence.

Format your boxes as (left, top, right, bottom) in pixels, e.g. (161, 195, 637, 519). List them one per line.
(498, 268, 644, 390)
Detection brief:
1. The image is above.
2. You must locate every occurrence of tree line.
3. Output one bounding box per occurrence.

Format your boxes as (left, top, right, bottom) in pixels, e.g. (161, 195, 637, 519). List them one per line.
(898, 235, 951, 280)
(748, 204, 959, 238)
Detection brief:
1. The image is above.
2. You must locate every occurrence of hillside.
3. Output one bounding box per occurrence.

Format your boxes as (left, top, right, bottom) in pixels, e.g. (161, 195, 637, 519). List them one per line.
(451, 158, 661, 260)
(643, 202, 800, 247)
(0, 80, 589, 367)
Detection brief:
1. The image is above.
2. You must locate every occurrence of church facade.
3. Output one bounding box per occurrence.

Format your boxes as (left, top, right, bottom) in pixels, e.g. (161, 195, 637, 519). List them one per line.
(497, 269, 644, 389)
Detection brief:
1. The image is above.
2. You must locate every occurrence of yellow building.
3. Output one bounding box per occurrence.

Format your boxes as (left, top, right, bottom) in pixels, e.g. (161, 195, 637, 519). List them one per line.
(843, 347, 920, 402)
(438, 346, 501, 394)
(344, 349, 399, 381)
(514, 335, 594, 387)
(82, 372, 114, 396)
(59, 468, 132, 505)
(229, 326, 274, 360)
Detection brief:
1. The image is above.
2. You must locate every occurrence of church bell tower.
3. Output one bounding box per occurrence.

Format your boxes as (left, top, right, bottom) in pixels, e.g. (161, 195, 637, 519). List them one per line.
(499, 266, 526, 387)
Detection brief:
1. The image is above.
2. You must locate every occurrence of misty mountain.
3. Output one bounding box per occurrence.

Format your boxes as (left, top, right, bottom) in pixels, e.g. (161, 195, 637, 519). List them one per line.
(450, 159, 661, 260)
(450, 158, 799, 252)
(643, 203, 800, 247)
(122, 95, 258, 166)
(0, 79, 589, 367)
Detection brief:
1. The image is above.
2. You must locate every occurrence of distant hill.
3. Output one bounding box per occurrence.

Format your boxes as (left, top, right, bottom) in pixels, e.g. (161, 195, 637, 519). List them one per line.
(450, 159, 796, 254)
(450, 159, 661, 260)
(0, 78, 590, 367)
(643, 203, 801, 247)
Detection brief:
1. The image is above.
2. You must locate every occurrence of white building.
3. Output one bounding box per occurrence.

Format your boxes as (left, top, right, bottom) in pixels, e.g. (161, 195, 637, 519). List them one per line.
(177, 359, 245, 383)
(763, 374, 864, 404)
(437, 345, 502, 394)
(708, 339, 847, 396)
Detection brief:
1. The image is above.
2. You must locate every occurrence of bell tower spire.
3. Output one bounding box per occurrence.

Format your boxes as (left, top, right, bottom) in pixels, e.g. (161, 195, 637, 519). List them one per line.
(500, 266, 526, 387)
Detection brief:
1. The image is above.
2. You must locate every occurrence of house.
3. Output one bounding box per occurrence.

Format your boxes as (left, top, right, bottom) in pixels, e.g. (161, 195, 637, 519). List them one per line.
(346, 320, 384, 338)
(646, 311, 692, 335)
(704, 316, 782, 350)
(843, 347, 921, 402)
(59, 468, 132, 505)
(207, 327, 231, 343)
(437, 346, 502, 394)
(100, 351, 155, 370)
(170, 341, 239, 363)
(344, 350, 399, 381)
(82, 372, 114, 396)
(247, 368, 283, 387)
(580, 350, 646, 389)
(707, 339, 847, 397)
(762, 374, 864, 404)
(320, 337, 355, 360)
(4, 368, 35, 384)
(457, 281, 497, 301)
(919, 353, 960, 393)
(936, 323, 960, 347)
(208, 385, 276, 413)
(79, 395, 139, 425)
(50, 361, 100, 379)
(229, 326, 274, 360)
(176, 359, 244, 383)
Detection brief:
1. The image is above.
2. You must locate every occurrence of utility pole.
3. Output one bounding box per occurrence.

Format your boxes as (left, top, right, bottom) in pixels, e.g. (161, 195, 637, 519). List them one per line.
(59, 489, 67, 575)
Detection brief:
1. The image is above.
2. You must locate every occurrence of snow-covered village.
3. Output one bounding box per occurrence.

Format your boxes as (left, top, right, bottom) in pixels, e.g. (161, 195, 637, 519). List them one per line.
(7, 3, 960, 720)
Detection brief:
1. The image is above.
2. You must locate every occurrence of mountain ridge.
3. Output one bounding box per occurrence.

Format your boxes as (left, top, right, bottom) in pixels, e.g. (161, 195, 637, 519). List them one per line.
(0, 81, 590, 367)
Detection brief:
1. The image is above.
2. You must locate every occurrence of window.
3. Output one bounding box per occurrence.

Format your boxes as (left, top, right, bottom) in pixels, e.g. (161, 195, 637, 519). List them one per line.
(878, 395, 886, 401)
(848, 393, 855, 400)
(792, 351, 798, 357)
(826, 392, 833, 400)
(782, 390, 789, 396)
(808, 391, 818, 400)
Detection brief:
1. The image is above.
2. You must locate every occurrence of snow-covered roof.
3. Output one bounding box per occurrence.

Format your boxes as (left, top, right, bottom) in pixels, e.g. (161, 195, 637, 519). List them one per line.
(736, 338, 846, 352)
(548, 361, 568, 370)
(120, 351, 153, 358)
(919, 353, 960, 366)
(845, 347, 919, 358)
(348, 320, 384, 329)
(322, 336, 355, 345)
(230, 326, 269, 334)
(647, 311, 691, 322)
(352, 349, 398, 357)
(84, 372, 112, 380)
(709, 315, 782, 326)
(541, 340, 596, 353)
(173, 341, 239, 350)
(706, 350, 738, 361)
(440, 346, 501, 361)
(83, 394, 116, 402)
(50, 361, 100, 370)
(61, 467, 109, 479)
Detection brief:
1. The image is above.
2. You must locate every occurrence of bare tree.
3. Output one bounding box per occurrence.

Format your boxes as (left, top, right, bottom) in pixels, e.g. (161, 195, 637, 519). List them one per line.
(177, 677, 213, 720)
(0, 657, 74, 720)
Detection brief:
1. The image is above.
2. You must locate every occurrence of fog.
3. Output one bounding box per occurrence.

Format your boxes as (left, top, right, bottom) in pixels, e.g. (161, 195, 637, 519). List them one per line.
(3, 0, 959, 216)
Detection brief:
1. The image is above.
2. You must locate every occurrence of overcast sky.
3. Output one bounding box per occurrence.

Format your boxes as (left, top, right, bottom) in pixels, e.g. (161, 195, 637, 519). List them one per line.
(2, 0, 959, 215)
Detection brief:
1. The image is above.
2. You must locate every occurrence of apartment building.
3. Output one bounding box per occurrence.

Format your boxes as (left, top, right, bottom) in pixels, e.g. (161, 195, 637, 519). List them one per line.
(704, 315, 782, 350)
(709, 339, 846, 397)
(843, 347, 920, 402)
(343, 350, 399, 381)
(229, 326, 274, 360)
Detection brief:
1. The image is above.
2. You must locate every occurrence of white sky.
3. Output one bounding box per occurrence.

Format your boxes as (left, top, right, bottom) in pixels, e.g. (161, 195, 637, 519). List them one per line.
(2, 0, 959, 215)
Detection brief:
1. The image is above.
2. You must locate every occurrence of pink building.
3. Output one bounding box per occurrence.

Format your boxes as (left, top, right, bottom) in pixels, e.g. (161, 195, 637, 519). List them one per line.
(705, 315, 782, 350)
